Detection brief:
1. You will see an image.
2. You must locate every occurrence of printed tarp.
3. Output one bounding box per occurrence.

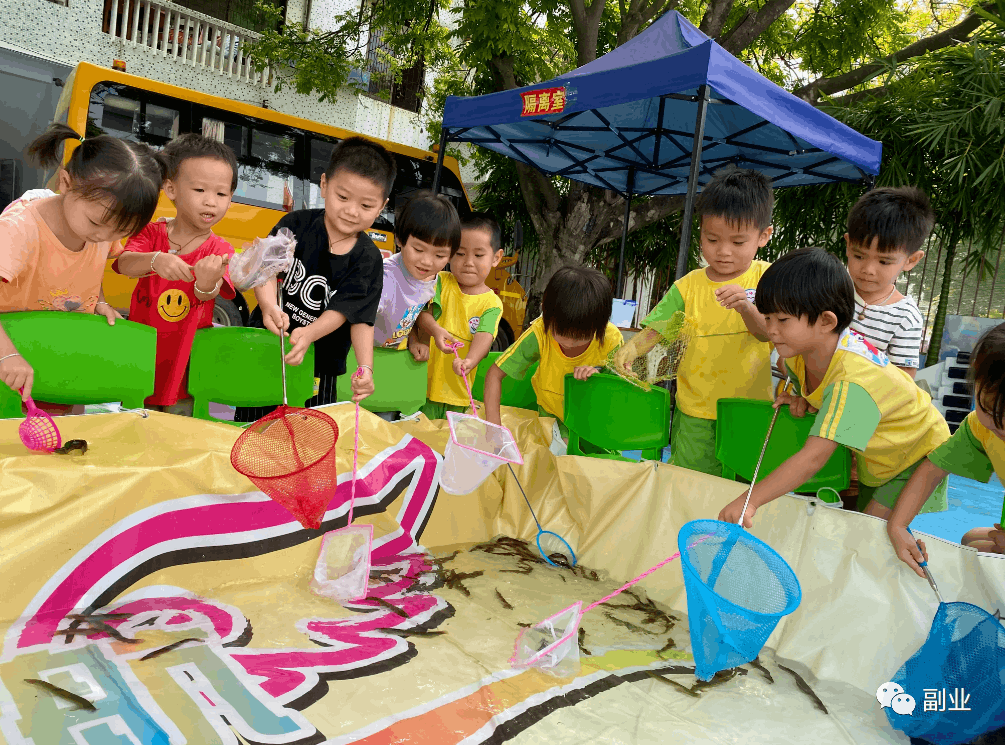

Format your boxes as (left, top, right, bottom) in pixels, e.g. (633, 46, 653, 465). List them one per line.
(0, 405, 1003, 744)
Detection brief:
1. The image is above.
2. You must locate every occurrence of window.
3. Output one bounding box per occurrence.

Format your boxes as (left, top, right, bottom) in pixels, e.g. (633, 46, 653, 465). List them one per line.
(97, 95, 140, 138)
(88, 83, 188, 145)
(364, 26, 425, 114)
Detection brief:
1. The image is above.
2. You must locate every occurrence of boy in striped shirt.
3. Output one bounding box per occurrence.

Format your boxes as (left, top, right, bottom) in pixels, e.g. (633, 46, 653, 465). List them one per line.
(845, 186, 935, 378)
(719, 249, 949, 527)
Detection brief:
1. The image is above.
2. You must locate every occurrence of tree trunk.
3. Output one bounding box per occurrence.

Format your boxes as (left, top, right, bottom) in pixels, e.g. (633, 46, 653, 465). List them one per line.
(925, 230, 959, 368)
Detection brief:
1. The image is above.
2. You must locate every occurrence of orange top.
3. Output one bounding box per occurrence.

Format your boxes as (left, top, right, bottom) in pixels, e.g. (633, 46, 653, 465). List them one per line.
(0, 196, 123, 313)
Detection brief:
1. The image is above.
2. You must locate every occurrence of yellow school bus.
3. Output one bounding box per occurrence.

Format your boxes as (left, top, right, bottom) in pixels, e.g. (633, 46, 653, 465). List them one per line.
(50, 62, 527, 347)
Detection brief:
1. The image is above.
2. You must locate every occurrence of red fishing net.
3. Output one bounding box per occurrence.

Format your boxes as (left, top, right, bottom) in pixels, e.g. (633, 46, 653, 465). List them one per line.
(231, 404, 340, 529)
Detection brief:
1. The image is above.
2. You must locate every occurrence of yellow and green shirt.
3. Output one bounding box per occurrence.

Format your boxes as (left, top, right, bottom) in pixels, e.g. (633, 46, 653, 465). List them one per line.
(785, 329, 950, 487)
(928, 410, 1005, 483)
(642, 261, 773, 420)
(427, 271, 503, 406)
(496, 317, 623, 420)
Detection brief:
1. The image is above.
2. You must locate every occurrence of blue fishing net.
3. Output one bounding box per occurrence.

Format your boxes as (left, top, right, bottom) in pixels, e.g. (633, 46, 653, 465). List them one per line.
(885, 601, 1005, 745)
(678, 520, 802, 681)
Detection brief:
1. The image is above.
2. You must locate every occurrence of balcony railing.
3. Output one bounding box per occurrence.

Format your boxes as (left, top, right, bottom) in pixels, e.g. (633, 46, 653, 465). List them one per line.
(102, 0, 270, 86)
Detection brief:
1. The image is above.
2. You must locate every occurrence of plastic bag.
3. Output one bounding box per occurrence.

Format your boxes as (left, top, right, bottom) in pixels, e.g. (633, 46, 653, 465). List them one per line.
(510, 601, 582, 678)
(229, 228, 297, 291)
(310, 524, 373, 602)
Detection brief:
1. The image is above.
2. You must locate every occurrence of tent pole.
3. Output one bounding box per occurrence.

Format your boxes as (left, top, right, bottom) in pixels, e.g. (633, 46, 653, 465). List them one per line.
(432, 128, 448, 195)
(674, 84, 709, 280)
(616, 166, 635, 298)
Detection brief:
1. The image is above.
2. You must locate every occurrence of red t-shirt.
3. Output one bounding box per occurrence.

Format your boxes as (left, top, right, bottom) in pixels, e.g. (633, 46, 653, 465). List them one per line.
(115, 220, 236, 405)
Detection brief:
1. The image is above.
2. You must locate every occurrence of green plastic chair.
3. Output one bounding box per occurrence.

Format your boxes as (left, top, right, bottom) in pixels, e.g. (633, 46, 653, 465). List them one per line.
(0, 312, 156, 418)
(563, 371, 672, 462)
(336, 346, 427, 415)
(715, 398, 852, 493)
(471, 351, 539, 411)
(188, 327, 316, 424)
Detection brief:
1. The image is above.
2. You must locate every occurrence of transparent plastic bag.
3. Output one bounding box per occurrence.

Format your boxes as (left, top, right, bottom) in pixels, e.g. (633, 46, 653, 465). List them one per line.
(510, 601, 582, 678)
(310, 524, 373, 602)
(229, 228, 297, 292)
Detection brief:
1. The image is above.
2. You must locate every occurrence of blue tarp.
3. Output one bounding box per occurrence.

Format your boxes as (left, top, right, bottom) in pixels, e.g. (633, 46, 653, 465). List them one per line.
(441, 11, 882, 196)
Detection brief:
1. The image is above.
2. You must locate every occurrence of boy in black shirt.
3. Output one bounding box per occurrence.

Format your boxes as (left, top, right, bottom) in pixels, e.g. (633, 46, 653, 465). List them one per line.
(234, 137, 393, 421)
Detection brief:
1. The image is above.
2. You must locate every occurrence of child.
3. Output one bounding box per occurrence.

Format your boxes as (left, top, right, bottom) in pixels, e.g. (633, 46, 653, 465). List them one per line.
(718, 248, 950, 528)
(846, 187, 934, 378)
(113, 134, 237, 415)
(373, 191, 459, 349)
(410, 213, 505, 420)
(234, 136, 392, 420)
(484, 266, 622, 446)
(0, 124, 164, 409)
(613, 168, 774, 477)
(888, 323, 1005, 575)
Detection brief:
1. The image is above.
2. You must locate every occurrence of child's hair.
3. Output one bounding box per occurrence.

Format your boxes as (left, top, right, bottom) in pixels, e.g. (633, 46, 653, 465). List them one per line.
(26, 123, 166, 237)
(847, 186, 935, 254)
(162, 133, 238, 192)
(395, 191, 462, 254)
(969, 323, 1005, 429)
(325, 136, 396, 199)
(461, 213, 502, 251)
(755, 248, 855, 332)
(542, 266, 613, 344)
(695, 167, 774, 231)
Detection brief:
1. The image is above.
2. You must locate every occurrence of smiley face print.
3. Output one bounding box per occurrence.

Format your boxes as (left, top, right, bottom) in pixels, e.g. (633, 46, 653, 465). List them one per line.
(157, 288, 190, 322)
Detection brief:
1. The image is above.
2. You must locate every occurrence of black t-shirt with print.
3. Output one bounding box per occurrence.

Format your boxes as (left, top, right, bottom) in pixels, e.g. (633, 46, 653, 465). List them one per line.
(261, 209, 383, 378)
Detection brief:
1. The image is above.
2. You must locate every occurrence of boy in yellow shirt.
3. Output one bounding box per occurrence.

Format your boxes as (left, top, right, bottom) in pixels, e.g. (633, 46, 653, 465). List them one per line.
(719, 248, 949, 528)
(484, 266, 622, 444)
(410, 213, 505, 419)
(888, 323, 1005, 575)
(614, 168, 774, 476)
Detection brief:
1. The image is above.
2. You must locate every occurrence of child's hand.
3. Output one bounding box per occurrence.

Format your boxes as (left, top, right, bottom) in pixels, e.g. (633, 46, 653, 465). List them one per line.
(193, 253, 229, 290)
(93, 302, 122, 326)
(431, 327, 458, 354)
(285, 327, 311, 366)
(718, 493, 757, 528)
(152, 252, 195, 282)
(452, 357, 477, 378)
(408, 334, 430, 362)
(262, 304, 290, 337)
(990, 524, 1005, 553)
(351, 366, 374, 402)
(0, 354, 33, 401)
(572, 365, 600, 381)
(775, 390, 815, 418)
(888, 523, 929, 578)
(714, 284, 752, 312)
(611, 344, 634, 372)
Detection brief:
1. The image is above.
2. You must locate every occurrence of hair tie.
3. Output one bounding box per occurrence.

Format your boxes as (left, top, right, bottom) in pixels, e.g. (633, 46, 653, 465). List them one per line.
(78, 136, 85, 143)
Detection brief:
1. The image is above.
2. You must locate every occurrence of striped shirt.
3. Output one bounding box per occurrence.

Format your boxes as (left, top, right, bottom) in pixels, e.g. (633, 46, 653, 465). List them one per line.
(851, 292, 924, 369)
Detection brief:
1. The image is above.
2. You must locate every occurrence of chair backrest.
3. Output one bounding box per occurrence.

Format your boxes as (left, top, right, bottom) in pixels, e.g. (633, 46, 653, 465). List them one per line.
(337, 346, 428, 415)
(0, 312, 156, 418)
(471, 351, 539, 411)
(715, 398, 851, 493)
(563, 372, 671, 451)
(188, 327, 315, 420)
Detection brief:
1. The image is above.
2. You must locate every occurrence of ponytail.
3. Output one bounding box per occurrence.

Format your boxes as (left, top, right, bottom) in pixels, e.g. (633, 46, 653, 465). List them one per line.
(25, 123, 167, 237)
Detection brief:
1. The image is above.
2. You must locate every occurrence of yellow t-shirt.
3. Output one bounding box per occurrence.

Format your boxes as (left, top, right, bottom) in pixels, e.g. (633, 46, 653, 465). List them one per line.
(642, 261, 773, 420)
(426, 272, 504, 406)
(496, 317, 623, 419)
(785, 329, 950, 486)
(928, 410, 1005, 483)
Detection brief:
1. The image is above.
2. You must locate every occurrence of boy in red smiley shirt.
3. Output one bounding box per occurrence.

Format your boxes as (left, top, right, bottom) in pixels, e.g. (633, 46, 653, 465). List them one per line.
(114, 134, 237, 414)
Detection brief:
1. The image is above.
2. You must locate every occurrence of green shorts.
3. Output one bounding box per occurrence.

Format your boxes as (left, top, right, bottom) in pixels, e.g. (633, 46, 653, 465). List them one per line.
(669, 408, 720, 478)
(857, 458, 948, 514)
(420, 400, 472, 421)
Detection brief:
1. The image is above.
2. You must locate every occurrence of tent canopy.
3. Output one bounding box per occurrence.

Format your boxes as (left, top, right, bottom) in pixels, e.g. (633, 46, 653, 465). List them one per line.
(441, 11, 882, 197)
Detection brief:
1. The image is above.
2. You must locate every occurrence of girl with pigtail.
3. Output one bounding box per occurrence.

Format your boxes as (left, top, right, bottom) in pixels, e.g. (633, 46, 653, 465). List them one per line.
(0, 123, 166, 411)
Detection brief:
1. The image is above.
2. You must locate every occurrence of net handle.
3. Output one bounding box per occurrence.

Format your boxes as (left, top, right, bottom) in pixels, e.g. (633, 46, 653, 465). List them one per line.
(739, 381, 790, 526)
(348, 369, 362, 526)
(277, 281, 288, 406)
(449, 342, 479, 417)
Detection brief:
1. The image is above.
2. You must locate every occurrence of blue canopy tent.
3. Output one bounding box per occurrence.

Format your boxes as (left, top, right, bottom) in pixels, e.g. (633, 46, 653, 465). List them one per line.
(432, 10, 882, 292)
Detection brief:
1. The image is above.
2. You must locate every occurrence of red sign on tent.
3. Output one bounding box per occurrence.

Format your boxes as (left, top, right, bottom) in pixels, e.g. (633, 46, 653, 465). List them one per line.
(521, 87, 567, 116)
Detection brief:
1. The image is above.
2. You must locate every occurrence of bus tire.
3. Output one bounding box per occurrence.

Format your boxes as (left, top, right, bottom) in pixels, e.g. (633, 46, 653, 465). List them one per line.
(213, 297, 244, 327)
(492, 320, 514, 352)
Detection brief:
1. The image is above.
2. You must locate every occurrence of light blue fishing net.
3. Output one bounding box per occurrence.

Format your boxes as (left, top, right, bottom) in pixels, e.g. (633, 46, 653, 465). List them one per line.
(678, 520, 801, 681)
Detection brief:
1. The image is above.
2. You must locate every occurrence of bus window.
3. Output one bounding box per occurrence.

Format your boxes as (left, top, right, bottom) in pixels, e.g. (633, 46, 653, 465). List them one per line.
(95, 94, 140, 139)
(144, 103, 180, 142)
(306, 136, 336, 208)
(251, 130, 295, 165)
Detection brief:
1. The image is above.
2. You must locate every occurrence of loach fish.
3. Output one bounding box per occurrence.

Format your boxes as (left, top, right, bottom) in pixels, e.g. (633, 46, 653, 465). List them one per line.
(66, 613, 130, 621)
(58, 617, 140, 644)
(139, 638, 203, 661)
(656, 637, 676, 658)
(778, 664, 828, 715)
(748, 656, 774, 684)
(372, 598, 409, 619)
(381, 627, 445, 638)
(442, 569, 483, 596)
(25, 679, 97, 712)
(647, 672, 700, 698)
(577, 627, 591, 656)
(495, 589, 514, 610)
(54, 439, 88, 455)
(603, 612, 653, 635)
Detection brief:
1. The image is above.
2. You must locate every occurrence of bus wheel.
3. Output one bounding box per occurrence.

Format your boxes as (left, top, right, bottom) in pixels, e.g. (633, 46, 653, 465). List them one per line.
(491, 321, 514, 352)
(213, 297, 244, 327)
